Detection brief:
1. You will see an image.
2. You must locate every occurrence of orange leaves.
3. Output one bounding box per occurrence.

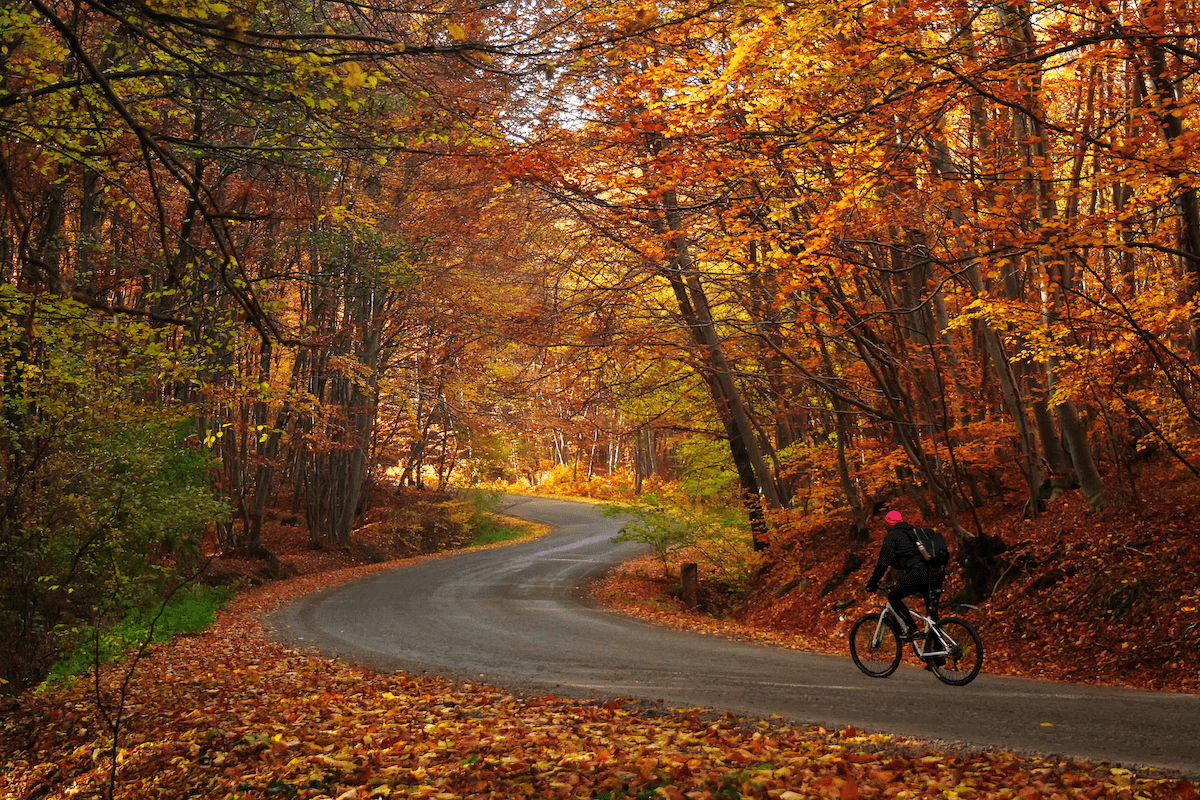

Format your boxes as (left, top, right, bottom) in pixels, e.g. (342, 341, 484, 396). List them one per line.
(5, 494, 1200, 800)
(3, 609, 1193, 800)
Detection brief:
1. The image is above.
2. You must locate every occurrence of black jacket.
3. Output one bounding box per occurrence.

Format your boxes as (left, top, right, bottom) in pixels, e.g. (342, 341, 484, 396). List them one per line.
(866, 521, 926, 589)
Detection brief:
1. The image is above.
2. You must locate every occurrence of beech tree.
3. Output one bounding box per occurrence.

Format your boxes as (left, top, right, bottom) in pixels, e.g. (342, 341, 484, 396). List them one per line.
(0, 0, 549, 686)
(508, 0, 1200, 586)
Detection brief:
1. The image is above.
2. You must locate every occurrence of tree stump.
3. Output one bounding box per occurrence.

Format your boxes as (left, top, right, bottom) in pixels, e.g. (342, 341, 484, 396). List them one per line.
(681, 562, 699, 609)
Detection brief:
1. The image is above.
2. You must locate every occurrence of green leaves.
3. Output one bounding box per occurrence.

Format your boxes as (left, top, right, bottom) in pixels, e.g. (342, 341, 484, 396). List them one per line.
(0, 286, 229, 693)
(608, 497, 702, 570)
(606, 497, 756, 594)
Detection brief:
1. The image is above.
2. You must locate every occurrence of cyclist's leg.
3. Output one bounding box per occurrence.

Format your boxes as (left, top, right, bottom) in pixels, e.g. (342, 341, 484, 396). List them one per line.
(920, 572, 960, 669)
(888, 567, 929, 635)
(923, 568, 945, 620)
(920, 568, 946, 651)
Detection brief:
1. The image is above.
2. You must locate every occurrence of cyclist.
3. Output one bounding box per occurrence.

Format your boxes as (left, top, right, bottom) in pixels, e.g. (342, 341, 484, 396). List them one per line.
(864, 510, 945, 641)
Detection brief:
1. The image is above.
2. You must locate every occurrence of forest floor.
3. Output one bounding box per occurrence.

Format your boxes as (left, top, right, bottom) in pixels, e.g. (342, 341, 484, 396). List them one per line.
(591, 466, 1200, 696)
(3, 481, 1198, 799)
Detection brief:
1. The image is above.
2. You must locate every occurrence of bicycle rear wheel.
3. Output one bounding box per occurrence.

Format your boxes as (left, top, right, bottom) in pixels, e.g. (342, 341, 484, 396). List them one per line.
(929, 616, 983, 686)
(849, 613, 902, 677)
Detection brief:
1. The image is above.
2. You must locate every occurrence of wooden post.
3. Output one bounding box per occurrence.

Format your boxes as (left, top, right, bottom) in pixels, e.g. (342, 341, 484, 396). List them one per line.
(681, 562, 699, 609)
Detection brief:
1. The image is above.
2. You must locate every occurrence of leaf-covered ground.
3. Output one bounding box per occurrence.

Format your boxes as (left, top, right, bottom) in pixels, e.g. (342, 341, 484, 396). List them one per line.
(3, 595, 1195, 800)
(591, 469, 1200, 696)
(4, 484, 1198, 800)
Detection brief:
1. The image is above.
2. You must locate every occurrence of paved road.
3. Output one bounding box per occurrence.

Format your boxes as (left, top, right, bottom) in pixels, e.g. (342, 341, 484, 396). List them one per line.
(268, 495, 1200, 778)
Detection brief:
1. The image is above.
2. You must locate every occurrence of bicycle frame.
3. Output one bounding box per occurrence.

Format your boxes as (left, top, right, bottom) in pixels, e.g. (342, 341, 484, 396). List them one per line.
(867, 596, 974, 660)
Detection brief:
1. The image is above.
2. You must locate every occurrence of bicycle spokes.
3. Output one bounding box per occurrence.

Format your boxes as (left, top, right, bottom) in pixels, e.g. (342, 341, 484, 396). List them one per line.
(850, 612, 902, 678)
(928, 617, 983, 686)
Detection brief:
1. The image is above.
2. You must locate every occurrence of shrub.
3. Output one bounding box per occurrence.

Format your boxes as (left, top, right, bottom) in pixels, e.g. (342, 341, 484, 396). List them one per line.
(606, 498, 760, 591)
(0, 416, 228, 694)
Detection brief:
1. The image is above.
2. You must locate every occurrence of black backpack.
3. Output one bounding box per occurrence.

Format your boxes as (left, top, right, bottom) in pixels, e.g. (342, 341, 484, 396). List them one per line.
(908, 527, 949, 569)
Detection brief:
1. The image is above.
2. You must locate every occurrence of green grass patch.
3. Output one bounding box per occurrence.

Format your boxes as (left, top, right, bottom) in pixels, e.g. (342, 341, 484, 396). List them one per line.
(42, 583, 233, 688)
(468, 514, 543, 547)
(461, 488, 544, 547)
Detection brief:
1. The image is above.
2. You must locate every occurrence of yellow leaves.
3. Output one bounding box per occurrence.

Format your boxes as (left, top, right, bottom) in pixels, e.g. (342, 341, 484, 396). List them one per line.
(446, 22, 467, 40)
(269, 733, 301, 757)
(342, 61, 371, 89)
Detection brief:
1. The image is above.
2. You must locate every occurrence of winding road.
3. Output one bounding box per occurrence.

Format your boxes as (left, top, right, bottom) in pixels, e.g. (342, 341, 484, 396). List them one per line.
(268, 495, 1200, 778)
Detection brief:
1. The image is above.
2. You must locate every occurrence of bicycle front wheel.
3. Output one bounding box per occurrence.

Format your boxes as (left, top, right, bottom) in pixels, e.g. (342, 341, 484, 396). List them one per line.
(849, 612, 902, 677)
(929, 616, 983, 686)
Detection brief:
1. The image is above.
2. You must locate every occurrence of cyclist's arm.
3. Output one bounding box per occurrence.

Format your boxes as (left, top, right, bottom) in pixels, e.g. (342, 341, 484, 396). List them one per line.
(865, 536, 894, 591)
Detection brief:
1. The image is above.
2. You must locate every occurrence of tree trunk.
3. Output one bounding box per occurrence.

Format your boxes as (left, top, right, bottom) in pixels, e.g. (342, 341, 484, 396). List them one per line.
(645, 179, 782, 548)
(817, 331, 867, 540)
(1005, 0, 1107, 510)
(1136, 20, 1200, 362)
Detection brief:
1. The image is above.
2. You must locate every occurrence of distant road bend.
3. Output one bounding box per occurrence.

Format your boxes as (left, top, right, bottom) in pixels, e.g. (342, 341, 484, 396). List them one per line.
(268, 495, 1200, 779)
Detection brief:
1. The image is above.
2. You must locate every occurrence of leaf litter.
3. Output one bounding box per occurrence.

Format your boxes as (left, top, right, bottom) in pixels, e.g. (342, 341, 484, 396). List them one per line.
(4, 561, 1195, 800)
(4, 488, 1199, 800)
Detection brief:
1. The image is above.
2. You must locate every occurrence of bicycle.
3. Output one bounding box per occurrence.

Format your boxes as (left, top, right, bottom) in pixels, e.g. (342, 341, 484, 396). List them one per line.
(849, 586, 983, 686)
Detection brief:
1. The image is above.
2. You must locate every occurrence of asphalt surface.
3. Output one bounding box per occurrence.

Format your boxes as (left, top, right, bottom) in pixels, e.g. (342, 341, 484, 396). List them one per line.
(268, 495, 1200, 779)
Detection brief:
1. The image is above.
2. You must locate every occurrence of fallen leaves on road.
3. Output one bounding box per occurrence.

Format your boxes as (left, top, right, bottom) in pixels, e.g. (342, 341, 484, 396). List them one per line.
(3, 583, 1195, 800)
(3, 501, 1197, 800)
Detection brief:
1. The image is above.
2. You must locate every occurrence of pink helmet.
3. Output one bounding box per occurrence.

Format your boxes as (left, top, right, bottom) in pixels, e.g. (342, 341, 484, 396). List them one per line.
(885, 510, 903, 524)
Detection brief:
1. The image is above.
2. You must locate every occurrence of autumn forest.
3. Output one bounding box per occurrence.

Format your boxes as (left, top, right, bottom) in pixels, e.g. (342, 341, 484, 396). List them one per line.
(3, 0, 1200, 703)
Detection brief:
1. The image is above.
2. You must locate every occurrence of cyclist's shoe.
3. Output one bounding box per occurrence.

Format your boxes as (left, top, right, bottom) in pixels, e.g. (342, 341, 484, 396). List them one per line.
(924, 657, 946, 672)
(901, 628, 923, 642)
